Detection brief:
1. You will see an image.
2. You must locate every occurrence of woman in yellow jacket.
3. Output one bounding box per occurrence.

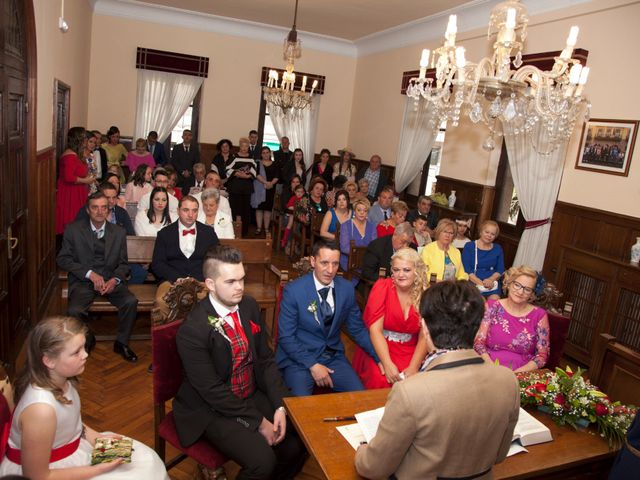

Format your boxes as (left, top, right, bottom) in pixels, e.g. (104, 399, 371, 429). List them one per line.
(421, 218, 468, 281)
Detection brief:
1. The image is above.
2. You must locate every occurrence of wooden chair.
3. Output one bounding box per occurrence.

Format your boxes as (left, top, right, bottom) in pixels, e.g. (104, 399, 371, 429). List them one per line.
(151, 279, 227, 478)
(546, 310, 571, 370)
(344, 241, 385, 309)
(589, 333, 640, 406)
(289, 210, 323, 261)
(233, 216, 242, 239)
(270, 188, 284, 251)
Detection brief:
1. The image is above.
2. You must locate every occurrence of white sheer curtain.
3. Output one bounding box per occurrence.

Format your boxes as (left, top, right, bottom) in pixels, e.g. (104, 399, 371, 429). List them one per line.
(268, 96, 321, 175)
(502, 122, 569, 271)
(134, 70, 204, 142)
(395, 97, 440, 192)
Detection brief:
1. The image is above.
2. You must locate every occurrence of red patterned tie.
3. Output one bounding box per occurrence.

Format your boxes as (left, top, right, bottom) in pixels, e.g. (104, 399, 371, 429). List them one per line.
(182, 228, 195, 236)
(230, 311, 247, 343)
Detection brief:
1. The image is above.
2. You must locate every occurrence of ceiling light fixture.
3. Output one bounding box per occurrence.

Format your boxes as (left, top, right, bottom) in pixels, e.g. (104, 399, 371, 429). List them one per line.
(263, 0, 318, 113)
(407, 0, 590, 154)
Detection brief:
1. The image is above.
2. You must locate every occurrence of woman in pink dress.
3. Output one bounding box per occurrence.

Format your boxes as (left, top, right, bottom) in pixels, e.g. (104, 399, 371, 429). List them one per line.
(474, 265, 550, 372)
(55, 127, 97, 234)
(353, 248, 429, 388)
(125, 138, 154, 173)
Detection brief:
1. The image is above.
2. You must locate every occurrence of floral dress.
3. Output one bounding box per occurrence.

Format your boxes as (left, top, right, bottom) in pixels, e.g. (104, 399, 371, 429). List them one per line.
(474, 299, 550, 370)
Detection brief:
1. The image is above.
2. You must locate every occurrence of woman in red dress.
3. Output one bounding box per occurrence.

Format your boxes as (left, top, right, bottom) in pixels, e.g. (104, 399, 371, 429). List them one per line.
(55, 127, 96, 234)
(353, 247, 429, 388)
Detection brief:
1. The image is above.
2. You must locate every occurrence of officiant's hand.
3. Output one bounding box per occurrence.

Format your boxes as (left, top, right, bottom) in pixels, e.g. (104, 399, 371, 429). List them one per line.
(310, 363, 334, 388)
(273, 409, 287, 444)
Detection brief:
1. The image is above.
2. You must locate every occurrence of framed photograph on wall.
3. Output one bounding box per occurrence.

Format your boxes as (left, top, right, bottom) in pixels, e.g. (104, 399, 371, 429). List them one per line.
(575, 119, 638, 177)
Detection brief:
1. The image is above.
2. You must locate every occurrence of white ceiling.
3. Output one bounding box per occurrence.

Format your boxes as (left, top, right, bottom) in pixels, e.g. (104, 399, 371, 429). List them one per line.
(113, 0, 474, 41)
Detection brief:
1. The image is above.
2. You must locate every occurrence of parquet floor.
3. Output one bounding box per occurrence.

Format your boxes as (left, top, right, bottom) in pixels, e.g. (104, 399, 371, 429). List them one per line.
(74, 247, 326, 479)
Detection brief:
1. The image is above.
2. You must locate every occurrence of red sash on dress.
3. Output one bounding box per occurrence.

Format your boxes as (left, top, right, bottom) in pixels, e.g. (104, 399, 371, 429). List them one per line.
(5, 435, 80, 464)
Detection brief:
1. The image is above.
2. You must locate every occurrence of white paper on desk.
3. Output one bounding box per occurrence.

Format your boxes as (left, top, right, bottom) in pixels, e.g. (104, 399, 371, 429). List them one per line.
(355, 407, 385, 443)
(337, 423, 366, 450)
(506, 442, 528, 457)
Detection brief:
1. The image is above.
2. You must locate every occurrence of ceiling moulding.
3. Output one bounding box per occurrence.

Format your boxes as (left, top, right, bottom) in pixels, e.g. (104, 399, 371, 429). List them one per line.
(93, 0, 593, 59)
(355, 0, 594, 57)
(92, 0, 357, 58)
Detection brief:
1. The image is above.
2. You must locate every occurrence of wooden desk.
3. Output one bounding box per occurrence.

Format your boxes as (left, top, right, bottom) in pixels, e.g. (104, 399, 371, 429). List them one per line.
(284, 390, 616, 480)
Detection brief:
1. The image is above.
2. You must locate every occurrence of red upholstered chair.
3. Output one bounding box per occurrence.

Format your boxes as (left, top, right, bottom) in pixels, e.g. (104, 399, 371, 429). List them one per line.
(546, 311, 571, 369)
(152, 279, 227, 478)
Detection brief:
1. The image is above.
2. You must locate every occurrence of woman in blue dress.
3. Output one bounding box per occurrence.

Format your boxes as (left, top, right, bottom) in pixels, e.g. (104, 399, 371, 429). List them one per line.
(339, 197, 378, 272)
(462, 220, 505, 300)
(320, 190, 352, 241)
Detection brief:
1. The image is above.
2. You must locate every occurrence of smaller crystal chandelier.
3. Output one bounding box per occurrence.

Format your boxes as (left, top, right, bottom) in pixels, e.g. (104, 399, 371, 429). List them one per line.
(263, 0, 318, 113)
(406, 0, 591, 154)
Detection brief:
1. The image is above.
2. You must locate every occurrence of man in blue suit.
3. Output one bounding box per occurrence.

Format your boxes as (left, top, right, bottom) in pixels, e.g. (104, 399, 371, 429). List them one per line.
(147, 130, 168, 165)
(276, 240, 381, 395)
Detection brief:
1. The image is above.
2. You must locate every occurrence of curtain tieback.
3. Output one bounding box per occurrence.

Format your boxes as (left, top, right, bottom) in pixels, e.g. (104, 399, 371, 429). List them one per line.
(524, 218, 551, 230)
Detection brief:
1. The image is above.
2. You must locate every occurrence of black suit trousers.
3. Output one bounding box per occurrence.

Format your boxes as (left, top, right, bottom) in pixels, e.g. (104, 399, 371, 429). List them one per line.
(67, 281, 138, 345)
(229, 193, 252, 236)
(203, 389, 306, 480)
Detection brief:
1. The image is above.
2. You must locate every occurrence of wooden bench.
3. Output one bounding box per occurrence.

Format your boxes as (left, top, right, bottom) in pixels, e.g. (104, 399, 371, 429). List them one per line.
(59, 234, 278, 339)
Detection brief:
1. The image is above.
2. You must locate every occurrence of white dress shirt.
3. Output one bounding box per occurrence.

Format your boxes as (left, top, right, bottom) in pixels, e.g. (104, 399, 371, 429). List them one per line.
(312, 273, 335, 313)
(178, 222, 197, 258)
(209, 293, 240, 330)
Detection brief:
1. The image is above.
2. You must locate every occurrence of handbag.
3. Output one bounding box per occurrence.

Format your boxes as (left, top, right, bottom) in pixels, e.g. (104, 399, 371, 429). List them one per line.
(474, 241, 498, 292)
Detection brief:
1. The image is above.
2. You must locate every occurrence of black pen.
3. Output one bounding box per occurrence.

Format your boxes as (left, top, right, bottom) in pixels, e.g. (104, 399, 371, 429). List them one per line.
(323, 416, 356, 422)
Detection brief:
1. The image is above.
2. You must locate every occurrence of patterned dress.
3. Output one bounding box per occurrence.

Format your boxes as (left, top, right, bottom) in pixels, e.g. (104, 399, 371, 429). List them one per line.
(474, 299, 550, 370)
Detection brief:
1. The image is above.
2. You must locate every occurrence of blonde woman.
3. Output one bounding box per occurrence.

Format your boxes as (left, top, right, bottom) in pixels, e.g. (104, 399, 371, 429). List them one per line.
(421, 218, 468, 281)
(474, 265, 550, 372)
(352, 248, 429, 388)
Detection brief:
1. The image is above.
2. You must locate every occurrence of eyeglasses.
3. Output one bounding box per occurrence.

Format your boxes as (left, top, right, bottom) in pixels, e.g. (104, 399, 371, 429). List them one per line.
(441, 231, 455, 236)
(510, 281, 534, 295)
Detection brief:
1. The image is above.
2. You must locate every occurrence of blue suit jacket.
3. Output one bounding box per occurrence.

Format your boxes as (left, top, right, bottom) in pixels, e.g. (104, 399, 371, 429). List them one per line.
(275, 272, 379, 370)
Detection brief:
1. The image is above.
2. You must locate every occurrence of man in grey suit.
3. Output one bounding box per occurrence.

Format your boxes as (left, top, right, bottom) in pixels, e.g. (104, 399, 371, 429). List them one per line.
(57, 192, 138, 362)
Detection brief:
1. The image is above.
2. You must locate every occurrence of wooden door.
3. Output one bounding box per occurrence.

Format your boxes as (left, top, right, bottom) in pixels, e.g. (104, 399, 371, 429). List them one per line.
(0, 0, 30, 365)
(54, 80, 69, 176)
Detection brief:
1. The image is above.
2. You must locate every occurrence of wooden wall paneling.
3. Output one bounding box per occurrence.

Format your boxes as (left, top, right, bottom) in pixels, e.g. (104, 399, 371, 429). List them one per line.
(543, 201, 640, 283)
(590, 334, 640, 406)
(33, 147, 57, 318)
(555, 247, 613, 365)
(496, 234, 520, 270)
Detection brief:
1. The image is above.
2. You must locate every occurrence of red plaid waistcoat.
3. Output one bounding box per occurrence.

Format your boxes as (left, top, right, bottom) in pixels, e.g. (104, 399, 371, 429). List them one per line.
(222, 313, 255, 399)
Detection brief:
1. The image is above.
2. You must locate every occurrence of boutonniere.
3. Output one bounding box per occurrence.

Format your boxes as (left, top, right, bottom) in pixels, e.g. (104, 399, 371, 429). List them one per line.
(307, 300, 320, 325)
(217, 216, 226, 226)
(250, 321, 261, 335)
(208, 315, 231, 342)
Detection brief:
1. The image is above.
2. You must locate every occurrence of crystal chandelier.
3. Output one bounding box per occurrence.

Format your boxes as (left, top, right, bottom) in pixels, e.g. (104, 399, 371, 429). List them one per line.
(263, 0, 318, 113)
(406, 0, 591, 154)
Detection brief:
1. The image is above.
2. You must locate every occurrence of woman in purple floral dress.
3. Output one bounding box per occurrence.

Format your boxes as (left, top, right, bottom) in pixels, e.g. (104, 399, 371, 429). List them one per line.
(474, 265, 549, 372)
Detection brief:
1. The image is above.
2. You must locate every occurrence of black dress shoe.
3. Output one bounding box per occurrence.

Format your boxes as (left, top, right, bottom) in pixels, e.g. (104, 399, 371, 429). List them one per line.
(113, 342, 138, 363)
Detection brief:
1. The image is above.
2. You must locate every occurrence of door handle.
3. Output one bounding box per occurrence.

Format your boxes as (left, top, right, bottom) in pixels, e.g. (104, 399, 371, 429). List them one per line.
(7, 226, 18, 260)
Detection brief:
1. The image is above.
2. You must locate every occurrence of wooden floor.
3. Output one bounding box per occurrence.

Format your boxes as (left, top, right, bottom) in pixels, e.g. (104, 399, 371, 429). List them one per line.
(74, 245, 326, 479)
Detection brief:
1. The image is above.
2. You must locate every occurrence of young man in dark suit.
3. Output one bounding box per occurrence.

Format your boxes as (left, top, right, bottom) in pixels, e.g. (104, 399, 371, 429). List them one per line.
(362, 222, 414, 282)
(150, 195, 219, 318)
(276, 240, 381, 396)
(174, 245, 306, 480)
(147, 130, 168, 166)
(170, 129, 200, 187)
(57, 192, 138, 362)
(248, 129, 261, 160)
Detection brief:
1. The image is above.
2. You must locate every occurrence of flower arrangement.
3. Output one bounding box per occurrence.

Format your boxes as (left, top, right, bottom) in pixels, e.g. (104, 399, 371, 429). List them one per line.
(517, 366, 637, 449)
(208, 315, 230, 343)
(307, 300, 319, 325)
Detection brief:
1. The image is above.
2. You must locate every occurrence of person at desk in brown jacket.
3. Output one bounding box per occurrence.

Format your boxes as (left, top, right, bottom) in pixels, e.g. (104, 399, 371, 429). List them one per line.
(355, 280, 520, 480)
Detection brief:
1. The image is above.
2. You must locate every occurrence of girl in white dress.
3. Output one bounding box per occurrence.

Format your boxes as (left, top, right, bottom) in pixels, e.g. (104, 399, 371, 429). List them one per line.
(0, 316, 169, 479)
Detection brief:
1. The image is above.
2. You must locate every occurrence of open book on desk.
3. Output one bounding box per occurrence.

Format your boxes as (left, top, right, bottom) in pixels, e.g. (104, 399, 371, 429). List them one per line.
(337, 407, 385, 450)
(507, 407, 553, 456)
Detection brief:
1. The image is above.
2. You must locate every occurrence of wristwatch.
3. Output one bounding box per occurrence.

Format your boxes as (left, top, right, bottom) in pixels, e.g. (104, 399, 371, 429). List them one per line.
(277, 406, 287, 416)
